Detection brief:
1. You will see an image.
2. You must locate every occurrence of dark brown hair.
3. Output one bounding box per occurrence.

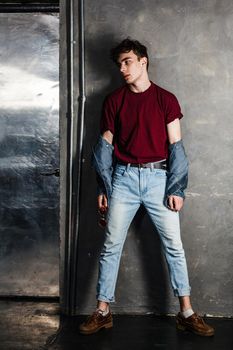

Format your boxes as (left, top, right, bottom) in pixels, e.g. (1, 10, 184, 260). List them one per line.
(110, 38, 149, 70)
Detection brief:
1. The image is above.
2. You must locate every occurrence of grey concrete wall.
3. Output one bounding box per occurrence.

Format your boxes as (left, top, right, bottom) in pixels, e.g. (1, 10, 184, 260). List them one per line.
(76, 0, 233, 316)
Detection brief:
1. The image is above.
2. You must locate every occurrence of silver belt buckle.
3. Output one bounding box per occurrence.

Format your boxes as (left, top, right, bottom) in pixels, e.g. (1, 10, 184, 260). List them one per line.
(139, 162, 150, 169)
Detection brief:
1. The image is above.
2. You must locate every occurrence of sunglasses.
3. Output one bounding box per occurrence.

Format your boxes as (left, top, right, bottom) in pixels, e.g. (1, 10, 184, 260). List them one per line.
(98, 208, 107, 228)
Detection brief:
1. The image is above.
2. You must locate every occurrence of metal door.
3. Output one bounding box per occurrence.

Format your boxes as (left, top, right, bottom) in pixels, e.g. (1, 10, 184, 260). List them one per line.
(0, 13, 59, 296)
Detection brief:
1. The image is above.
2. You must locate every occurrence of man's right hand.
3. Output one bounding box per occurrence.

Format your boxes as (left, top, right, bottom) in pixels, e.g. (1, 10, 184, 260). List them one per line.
(97, 194, 108, 212)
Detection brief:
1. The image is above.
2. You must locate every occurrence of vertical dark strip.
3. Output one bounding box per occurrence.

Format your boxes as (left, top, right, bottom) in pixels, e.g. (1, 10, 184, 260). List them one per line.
(63, 0, 85, 315)
(63, 0, 73, 315)
(70, 0, 86, 315)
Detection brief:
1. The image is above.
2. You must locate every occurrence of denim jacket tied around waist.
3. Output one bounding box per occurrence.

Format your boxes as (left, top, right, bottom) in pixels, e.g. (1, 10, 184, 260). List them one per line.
(92, 136, 188, 206)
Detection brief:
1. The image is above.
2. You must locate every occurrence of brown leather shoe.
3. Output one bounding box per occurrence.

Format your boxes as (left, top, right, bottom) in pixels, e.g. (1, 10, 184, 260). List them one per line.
(176, 312, 214, 336)
(79, 310, 113, 335)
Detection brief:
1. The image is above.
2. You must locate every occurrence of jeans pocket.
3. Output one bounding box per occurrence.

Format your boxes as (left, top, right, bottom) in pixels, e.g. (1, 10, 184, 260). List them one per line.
(113, 165, 127, 177)
(156, 169, 167, 177)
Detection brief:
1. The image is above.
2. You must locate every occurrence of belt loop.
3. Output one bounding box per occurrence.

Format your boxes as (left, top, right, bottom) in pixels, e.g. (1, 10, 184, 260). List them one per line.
(126, 163, 131, 172)
(150, 163, 153, 171)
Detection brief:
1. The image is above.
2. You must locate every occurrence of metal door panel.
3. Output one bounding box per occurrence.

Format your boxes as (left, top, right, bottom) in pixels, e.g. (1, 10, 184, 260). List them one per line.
(0, 13, 59, 296)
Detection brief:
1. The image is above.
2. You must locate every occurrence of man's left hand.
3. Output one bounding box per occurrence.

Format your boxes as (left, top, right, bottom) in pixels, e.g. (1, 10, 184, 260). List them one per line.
(167, 195, 184, 212)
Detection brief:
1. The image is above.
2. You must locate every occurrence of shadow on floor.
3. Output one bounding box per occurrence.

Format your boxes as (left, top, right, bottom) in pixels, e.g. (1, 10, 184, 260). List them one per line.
(44, 314, 233, 350)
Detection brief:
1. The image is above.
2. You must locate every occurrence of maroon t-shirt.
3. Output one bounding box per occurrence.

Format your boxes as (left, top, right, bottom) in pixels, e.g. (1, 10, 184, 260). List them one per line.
(100, 81, 183, 163)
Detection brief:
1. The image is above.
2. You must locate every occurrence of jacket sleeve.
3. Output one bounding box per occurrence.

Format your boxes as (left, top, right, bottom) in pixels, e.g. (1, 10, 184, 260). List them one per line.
(165, 140, 188, 201)
(96, 173, 106, 196)
(92, 135, 114, 200)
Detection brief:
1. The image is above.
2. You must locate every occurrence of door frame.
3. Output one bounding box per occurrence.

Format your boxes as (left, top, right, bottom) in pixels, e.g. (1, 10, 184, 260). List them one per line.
(59, 0, 85, 315)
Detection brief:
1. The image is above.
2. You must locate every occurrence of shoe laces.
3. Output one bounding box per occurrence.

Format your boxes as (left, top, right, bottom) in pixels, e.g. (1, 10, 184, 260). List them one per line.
(192, 313, 205, 325)
(86, 310, 101, 322)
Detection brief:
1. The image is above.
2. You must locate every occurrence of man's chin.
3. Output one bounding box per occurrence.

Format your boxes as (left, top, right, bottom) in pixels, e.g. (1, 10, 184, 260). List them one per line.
(125, 78, 133, 84)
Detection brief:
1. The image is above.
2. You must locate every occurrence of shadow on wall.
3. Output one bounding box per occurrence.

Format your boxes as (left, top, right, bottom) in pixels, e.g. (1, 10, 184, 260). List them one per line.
(76, 33, 171, 314)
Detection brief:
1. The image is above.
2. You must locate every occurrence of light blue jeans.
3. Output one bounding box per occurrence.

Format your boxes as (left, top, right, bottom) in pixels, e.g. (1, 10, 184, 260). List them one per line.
(96, 163, 191, 302)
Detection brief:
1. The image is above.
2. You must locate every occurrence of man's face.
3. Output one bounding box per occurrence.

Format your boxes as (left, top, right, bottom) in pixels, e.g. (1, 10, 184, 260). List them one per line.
(117, 50, 146, 84)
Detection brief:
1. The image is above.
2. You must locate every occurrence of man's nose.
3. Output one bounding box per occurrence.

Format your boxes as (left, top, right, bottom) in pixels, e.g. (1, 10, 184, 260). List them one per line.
(120, 64, 125, 73)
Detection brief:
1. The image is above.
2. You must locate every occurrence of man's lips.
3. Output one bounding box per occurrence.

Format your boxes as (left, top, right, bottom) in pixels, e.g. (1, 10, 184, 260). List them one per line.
(123, 74, 130, 79)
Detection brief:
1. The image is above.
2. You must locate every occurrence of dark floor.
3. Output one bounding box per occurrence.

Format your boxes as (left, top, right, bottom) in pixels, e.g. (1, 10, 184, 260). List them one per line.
(0, 301, 232, 350)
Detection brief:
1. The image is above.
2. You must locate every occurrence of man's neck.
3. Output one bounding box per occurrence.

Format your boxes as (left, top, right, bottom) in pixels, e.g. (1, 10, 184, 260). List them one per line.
(128, 77, 151, 93)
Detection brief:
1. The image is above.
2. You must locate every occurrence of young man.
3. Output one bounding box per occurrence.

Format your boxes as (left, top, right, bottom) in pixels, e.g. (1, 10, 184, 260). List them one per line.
(80, 39, 214, 336)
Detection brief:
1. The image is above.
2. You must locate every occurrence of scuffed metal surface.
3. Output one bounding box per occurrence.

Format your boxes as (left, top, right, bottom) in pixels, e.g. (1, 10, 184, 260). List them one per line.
(0, 13, 59, 296)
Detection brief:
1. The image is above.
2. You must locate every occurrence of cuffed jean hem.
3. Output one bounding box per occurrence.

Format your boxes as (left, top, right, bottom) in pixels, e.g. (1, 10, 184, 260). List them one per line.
(173, 288, 191, 297)
(96, 294, 115, 303)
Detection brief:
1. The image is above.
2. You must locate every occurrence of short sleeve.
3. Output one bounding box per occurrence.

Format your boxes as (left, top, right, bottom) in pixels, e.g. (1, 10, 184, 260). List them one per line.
(100, 95, 116, 135)
(165, 93, 183, 124)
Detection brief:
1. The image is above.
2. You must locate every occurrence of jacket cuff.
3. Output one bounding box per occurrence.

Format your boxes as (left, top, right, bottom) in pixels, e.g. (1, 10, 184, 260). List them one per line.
(97, 186, 106, 196)
(166, 189, 185, 199)
(96, 173, 106, 196)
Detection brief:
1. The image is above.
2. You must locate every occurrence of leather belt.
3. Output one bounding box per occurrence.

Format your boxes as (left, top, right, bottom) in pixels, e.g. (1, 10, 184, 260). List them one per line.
(118, 160, 167, 170)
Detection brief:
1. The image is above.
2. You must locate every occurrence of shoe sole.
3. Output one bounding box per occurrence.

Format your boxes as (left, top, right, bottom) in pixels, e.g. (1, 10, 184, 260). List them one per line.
(176, 322, 214, 337)
(79, 321, 113, 335)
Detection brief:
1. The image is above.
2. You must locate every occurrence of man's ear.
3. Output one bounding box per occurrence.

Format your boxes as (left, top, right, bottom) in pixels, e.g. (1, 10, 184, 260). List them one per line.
(141, 57, 147, 66)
